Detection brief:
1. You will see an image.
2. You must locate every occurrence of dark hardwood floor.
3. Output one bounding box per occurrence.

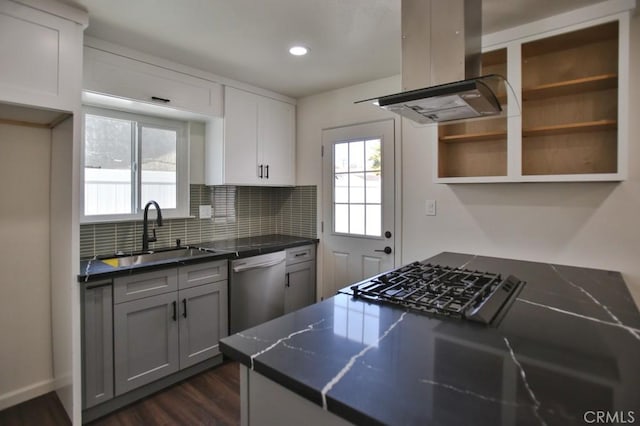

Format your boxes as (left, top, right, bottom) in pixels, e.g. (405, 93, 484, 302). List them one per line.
(0, 390, 71, 426)
(0, 361, 240, 426)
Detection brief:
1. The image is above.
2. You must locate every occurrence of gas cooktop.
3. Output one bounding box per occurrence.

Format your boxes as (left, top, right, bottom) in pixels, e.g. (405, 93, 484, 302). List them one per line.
(348, 262, 524, 325)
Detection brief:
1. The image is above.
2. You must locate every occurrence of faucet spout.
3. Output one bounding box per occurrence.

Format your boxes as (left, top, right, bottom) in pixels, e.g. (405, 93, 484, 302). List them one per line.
(142, 200, 163, 251)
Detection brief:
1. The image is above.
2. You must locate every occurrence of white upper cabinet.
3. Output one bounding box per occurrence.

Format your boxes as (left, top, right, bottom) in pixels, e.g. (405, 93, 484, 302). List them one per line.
(206, 86, 295, 186)
(83, 47, 223, 117)
(0, 0, 86, 111)
(434, 4, 632, 183)
(258, 95, 296, 185)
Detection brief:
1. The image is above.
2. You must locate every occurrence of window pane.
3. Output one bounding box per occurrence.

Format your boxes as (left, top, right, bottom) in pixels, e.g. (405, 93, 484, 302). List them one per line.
(334, 142, 349, 173)
(335, 204, 349, 233)
(366, 205, 381, 237)
(141, 126, 177, 209)
(350, 204, 365, 235)
(365, 139, 381, 171)
(349, 140, 365, 172)
(365, 172, 381, 203)
(334, 173, 349, 203)
(84, 114, 133, 215)
(349, 173, 365, 203)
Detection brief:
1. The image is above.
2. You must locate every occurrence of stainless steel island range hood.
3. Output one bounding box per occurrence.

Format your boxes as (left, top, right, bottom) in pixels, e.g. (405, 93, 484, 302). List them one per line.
(362, 0, 507, 124)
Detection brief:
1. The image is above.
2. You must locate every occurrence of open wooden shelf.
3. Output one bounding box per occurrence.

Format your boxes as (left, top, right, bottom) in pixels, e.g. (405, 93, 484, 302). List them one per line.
(439, 130, 507, 143)
(523, 120, 617, 137)
(522, 21, 618, 57)
(523, 74, 618, 101)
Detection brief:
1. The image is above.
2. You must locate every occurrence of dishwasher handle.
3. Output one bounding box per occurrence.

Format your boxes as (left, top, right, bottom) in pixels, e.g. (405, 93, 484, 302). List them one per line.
(232, 257, 285, 273)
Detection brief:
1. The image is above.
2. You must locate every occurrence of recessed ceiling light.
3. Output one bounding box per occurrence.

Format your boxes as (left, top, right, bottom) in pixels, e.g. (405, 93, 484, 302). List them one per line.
(289, 46, 308, 56)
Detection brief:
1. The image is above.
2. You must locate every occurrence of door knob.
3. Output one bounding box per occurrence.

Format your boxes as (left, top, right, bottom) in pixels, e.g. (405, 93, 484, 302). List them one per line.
(385, 231, 392, 238)
(375, 246, 392, 254)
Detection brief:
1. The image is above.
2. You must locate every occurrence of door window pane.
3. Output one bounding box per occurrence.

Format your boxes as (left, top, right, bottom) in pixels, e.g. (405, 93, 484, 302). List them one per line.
(84, 114, 133, 215)
(140, 126, 177, 209)
(333, 138, 382, 237)
(335, 204, 349, 233)
(334, 173, 349, 203)
(365, 139, 381, 171)
(348, 140, 365, 172)
(349, 173, 365, 203)
(349, 204, 365, 235)
(366, 205, 382, 236)
(365, 172, 381, 204)
(334, 143, 349, 173)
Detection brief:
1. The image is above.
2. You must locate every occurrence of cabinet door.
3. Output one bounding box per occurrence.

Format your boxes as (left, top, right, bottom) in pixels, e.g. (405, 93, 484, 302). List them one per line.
(259, 97, 296, 186)
(82, 282, 113, 409)
(0, 1, 82, 111)
(223, 86, 260, 185)
(84, 47, 223, 117)
(113, 292, 179, 395)
(285, 261, 316, 314)
(178, 281, 228, 369)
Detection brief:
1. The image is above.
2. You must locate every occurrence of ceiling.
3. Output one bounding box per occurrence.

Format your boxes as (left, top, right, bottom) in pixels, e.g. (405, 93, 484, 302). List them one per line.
(60, 0, 607, 98)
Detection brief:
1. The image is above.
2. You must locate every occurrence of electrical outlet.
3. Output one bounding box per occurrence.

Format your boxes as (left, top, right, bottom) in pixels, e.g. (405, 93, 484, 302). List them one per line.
(199, 205, 212, 219)
(426, 199, 436, 216)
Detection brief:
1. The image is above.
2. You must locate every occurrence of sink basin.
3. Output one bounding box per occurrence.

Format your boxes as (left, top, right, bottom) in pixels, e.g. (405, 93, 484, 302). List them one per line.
(101, 247, 211, 267)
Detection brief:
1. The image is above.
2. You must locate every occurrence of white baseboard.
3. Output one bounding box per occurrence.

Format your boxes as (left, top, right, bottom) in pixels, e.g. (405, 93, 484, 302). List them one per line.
(0, 378, 57, 411)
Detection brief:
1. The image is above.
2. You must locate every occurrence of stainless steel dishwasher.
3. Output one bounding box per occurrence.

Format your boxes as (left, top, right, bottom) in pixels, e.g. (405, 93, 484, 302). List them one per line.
(230, 250, 286, 333)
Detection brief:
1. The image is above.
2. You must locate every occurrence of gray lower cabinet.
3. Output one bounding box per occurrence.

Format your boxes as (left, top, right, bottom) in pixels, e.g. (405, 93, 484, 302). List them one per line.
(112, 259, 228, 396)
(285, 260, 316, 313)
(113, 292, 180, 395)
(178, 281, 228, 369)
(82, 281, 114, 409)
(284, 245, 316, 314)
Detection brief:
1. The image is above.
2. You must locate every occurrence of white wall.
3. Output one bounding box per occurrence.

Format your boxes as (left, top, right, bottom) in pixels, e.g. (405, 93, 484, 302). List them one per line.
(297, 13, 640, 305)
(0, 123, 55, 410)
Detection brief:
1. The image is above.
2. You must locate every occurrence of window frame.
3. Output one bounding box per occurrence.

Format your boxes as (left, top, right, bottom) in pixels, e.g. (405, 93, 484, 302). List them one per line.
(80, 106, 190, 224)
(331, 136, 384, 239)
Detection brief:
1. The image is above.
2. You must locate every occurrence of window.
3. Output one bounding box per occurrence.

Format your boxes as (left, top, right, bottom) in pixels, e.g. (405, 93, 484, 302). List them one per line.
(333, 138, 382, 236)
(81, 107, 189, 222)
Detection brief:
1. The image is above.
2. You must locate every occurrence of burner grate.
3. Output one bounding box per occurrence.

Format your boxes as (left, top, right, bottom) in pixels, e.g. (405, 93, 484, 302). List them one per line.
(350, 262, 523, 324)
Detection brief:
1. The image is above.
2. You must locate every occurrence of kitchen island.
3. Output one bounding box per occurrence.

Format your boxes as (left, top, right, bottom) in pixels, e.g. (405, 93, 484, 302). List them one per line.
(220, 252, 640, 425)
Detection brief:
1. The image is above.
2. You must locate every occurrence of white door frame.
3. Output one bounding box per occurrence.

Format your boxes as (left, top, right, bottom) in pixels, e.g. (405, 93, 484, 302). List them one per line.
(318, 118, 402, 299)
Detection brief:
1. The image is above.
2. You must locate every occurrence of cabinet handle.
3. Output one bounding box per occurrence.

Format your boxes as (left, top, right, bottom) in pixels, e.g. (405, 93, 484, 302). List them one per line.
(294, 252, 306, 257)
(182, 298, 187, 318)
(172, 301, 177, 321)
(265, 165, 269, 179)
(259, 164, 264, 178)
(285, 272, 290, 287)
(151, 96, 171, 103)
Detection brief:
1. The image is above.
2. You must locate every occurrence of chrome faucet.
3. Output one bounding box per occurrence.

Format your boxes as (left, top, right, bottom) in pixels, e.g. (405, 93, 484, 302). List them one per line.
(142, 200, 163, 251)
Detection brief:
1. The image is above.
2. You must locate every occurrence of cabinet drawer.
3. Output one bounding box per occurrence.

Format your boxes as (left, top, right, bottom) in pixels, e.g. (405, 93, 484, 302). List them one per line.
(114, 268, 178, 303)
(84, 47, 223, 117)
(286, 244, 316, 266)
(178, 259, 228, 290)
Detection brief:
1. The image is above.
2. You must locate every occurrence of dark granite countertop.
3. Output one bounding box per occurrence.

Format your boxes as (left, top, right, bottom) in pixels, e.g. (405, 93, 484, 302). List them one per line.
(78, 234, 317, 282)
(220, 252, 640, 426)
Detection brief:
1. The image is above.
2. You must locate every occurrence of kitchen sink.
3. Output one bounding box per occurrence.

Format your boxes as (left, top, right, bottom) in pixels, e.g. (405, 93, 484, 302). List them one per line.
(101, 247, 212, 267)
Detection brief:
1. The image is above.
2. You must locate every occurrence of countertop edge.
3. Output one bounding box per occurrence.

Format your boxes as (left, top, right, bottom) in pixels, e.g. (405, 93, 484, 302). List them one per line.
(220, 336, 385, 426)
(78, 236, 319, 282)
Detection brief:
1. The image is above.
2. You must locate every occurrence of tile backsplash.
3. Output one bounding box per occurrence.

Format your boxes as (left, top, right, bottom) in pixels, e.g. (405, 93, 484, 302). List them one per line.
(80, 185, 317, 258)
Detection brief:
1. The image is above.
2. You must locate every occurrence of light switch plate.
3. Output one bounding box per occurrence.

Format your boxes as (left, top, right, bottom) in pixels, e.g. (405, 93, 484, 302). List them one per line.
(199, 205, 212, 219)
(426, 200, 436, 216)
